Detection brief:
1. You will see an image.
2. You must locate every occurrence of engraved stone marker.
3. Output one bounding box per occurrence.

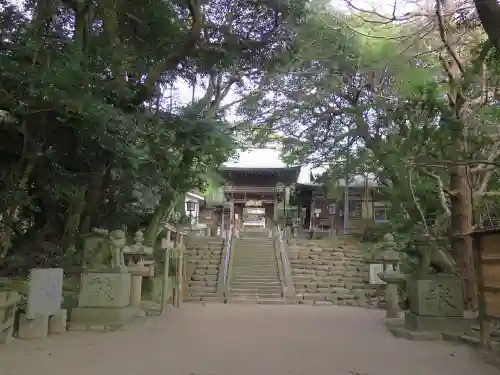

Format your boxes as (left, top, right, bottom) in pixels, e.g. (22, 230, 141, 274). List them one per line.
(408, 277, 463, 317)
(26, 268, 63, 319)
(78, 272, 131, 308)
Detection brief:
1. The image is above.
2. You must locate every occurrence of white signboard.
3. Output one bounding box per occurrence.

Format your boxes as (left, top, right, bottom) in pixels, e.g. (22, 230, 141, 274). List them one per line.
(369, 264, 386, 285)
(26, 268, 63, 318)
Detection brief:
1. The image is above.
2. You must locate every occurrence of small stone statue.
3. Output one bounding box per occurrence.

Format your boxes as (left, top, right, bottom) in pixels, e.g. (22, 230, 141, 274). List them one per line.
(415, 234, 456, 275)
(83, 228, 109, 270)
(109, 229, 127, 269)
(83, 227, 127, 270)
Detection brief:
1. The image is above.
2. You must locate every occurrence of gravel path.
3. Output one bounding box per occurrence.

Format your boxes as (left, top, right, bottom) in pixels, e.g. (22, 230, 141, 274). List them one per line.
(0, 304, 497, 375)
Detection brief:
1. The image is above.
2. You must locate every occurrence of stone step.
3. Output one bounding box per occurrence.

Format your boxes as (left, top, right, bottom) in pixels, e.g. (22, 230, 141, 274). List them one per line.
(236, 245, 273, 248)
(231, 285, 282, 291)
(185, 291, 219, 298)
(184, 296, 225, 302)
(233, 276, 280, 281)
(233, 263, 277, 268)
(228, 297, 287, 304)
(232, 276, 280, 280)
(230, 294, 283, 301)
(235, 249, 273, 252)
(231, 281, 281, 287)
(234, 270, 279, 274)
(232, 274, 281, 280)
(233, 271, 279, 279)
(231, 288, 282, 295)
(231, 291, 282, 297)
(234, 265, 278, 268)
(187, 281, 218, 286)
(187, 286, 217, 293)
(233, 262, 277, 266)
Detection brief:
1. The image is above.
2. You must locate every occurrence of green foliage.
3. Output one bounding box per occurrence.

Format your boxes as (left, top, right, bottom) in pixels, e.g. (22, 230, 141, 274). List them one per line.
(0, 0, 306, 275)
(360, 221, 392, 243)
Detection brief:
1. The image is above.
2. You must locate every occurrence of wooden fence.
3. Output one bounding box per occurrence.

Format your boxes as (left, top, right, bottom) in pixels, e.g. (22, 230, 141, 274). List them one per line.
(471, 228, 500, 349)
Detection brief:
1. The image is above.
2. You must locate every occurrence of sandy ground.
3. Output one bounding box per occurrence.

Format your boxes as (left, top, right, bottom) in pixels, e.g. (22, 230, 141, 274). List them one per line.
(0, 304, 498, 375)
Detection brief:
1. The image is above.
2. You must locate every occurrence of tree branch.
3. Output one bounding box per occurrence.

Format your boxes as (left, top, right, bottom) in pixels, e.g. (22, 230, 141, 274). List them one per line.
(135, 0, 203, 105)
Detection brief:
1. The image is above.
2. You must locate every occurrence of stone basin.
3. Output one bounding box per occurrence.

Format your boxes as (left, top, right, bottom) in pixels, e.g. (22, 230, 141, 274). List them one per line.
(378, 271, 405, 284)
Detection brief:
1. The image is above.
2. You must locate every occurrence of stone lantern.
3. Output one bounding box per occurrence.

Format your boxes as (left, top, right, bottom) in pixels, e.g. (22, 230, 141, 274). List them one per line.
(368, 234, 405, 318)
(123, 231, 155, 308)
(376, 250, 405, 319)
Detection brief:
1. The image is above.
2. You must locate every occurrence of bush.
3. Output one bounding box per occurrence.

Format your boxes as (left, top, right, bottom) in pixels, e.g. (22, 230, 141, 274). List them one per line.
(360, 221, 393, 242)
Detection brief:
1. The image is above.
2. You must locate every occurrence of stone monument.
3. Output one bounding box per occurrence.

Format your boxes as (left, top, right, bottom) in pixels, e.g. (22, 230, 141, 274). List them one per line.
(70, 228, 136, 331)
(404, 236, 466, 333)
(18, 268, 66, 340)
(405, 274, 465, 332)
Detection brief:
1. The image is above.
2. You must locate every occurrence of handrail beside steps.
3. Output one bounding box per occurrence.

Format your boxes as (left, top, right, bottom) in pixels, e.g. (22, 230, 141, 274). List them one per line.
(276, 224, 295, 300)
(222, 226, 233, 297)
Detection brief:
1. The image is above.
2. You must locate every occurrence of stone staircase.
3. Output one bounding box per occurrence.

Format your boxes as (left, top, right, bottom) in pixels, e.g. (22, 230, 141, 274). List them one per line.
(289, 237, 381, 306)
(228, 230, 285, 304)
(184, 237, 225, 302)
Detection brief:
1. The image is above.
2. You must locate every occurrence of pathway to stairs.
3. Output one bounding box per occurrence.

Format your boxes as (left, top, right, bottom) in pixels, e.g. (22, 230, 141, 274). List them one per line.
(0, 304, 497, 375)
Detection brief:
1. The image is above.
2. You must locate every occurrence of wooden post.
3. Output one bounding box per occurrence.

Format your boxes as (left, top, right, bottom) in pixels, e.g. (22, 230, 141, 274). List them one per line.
(177, 249, 184, 308)
(160, 248, 170, 313)
(310, 197, 315, 230)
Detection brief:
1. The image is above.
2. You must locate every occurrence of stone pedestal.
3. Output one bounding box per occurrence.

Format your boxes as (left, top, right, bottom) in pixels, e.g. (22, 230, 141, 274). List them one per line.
(407, 276, 464, 317)
(70, 270, 137, 331)
(386, 283, 400, 318)
(0, 291, 20, 344)
(130, 275, 142, 308)
(405, 276, 466, 333)
(18, 313, 49, 340)
(48, 309, 67, 334)
(378, 271, 405, 319)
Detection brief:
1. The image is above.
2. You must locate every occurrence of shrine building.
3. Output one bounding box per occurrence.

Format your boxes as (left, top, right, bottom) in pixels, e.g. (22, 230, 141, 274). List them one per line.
(198, 167, 389, 235)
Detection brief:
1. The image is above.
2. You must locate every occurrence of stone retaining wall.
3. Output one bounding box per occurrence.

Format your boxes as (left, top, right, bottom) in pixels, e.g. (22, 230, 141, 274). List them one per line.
(288, 238, 382, 306)
(184, 238, 224, 301)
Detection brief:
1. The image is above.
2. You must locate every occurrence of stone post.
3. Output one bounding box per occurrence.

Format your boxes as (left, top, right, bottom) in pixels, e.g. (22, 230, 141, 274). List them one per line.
(130, 275, 143, 308)
(385, 282, 400, 318)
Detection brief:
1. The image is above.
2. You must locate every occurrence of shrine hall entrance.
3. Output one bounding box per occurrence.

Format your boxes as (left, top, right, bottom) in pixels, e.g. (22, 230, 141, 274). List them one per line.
(233, 200, 276, 231)
(219, 166, 302, 233)
(242, 206, 266, 229)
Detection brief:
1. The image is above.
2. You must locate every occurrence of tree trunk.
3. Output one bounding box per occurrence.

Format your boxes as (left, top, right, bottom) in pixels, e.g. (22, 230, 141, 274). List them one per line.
(449, 163, 476, 308)
(79, 159, 108, 233)
(474, 0, 500, 53)
(62, 185, 88, 253)
(144, 192, 180, 246)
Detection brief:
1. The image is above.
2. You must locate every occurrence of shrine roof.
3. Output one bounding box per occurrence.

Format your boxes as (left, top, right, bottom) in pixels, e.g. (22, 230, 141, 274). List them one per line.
(219, 166, 301, 185)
